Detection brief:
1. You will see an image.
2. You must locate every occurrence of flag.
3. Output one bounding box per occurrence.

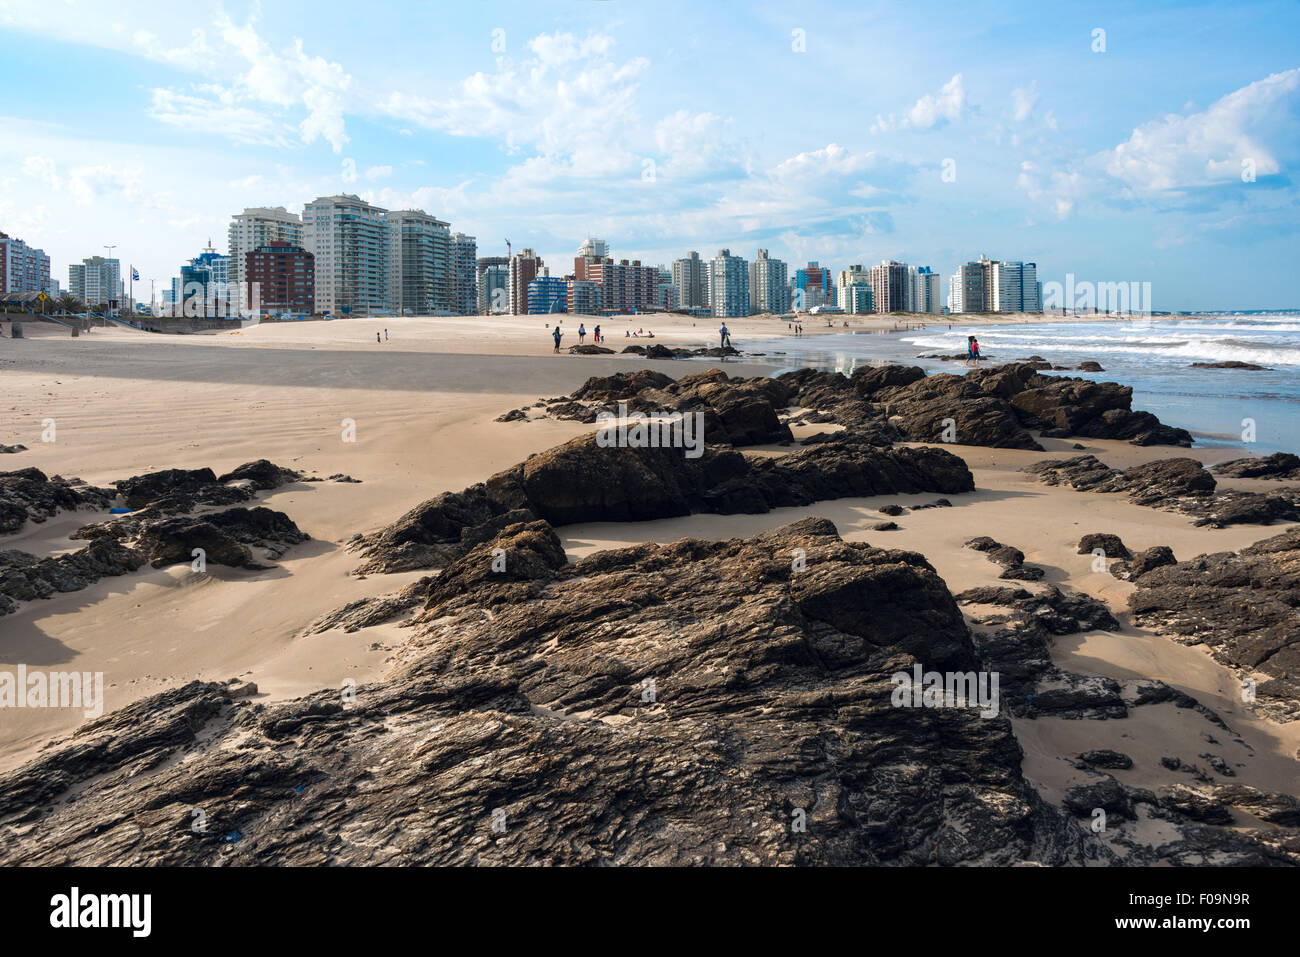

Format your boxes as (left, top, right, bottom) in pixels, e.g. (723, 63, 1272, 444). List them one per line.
(131, 266, 139, 282)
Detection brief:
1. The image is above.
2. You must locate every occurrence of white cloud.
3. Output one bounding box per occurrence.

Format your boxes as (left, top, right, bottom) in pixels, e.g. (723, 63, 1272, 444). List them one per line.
(872, 74, 970, 133)
(364, 165, 393, 180)
(1102, 67, 1299, 191)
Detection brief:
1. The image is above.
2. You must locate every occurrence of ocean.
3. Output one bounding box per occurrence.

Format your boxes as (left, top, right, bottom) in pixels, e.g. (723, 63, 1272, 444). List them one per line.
(738, 312, 1300, 456)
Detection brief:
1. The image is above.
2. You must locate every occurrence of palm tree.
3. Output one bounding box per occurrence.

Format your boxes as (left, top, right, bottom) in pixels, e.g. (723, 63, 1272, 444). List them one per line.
(57, 293, 83, 315)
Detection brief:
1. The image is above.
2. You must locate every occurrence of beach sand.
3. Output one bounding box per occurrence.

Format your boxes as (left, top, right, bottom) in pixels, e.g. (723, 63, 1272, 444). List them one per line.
(2, 314, 1296, 813)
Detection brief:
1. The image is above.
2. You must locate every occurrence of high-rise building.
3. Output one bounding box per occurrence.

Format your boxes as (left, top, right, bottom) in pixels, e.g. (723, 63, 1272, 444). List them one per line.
(869, 260, 908, 313)
(793, 262, 832, 310)
(508, 248, 543, 315)
(477, 257, 509, 313)
(175, 241, 233, 313)
(991, 261, 1040, 313)
(450, 233, 477, 316)
(748, 249, 790, 314)
(908, 266, 942, 314)
(245, 242, 315, 313)
(836, 265, 871, 314)
(228, 207, 303, 288)
(387, 209, 451, 315)
(709, 248, 750, 318)
(568, 279, 603, 315)
(68, 256, 121, 307)
(0, 232, 52, 295)
(527, 276, 569, 314)
(671, 251, 708, 310)
(303, 194, 391, 316)
(950, 257, 994, 313)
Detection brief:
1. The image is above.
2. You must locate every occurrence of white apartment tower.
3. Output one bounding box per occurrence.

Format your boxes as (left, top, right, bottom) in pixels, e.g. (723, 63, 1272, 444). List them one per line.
(709, 249, 750, 318)
(303, 195, 392, 316)
(671, 251, 709, 310)
(748, 249, 790, 314)
(228, 207, 304, 287)
(387, 209, 452, 315)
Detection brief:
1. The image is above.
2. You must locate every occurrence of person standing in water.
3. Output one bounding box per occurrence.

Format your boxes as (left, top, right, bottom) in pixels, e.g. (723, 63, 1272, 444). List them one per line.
(719, 322, 731, 348)
(552, 325, 563, 353)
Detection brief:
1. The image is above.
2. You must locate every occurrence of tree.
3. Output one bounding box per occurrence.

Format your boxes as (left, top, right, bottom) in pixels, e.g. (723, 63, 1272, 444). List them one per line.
(57, 293, 84, 315)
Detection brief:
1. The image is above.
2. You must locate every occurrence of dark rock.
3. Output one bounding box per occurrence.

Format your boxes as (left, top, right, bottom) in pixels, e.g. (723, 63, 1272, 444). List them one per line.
(1063, 777, 1134, 821)
(1079, 749, 1133, 770)
(878, 504, 905, 516)
(1077, 362, 1105, 372)
(216, 459, 301, 490)
(871, 521, 899, 531)
(495, 409, 527, 422)
(1077, 533, 1130, 559)
(0, 468, 113, 534)
(134, 507, 308, 569)
(1190, 361, 1269, 370)
(0, 519, 1101, 866)
(568, 344, 614, 355)
(1128, 526, 1300, 717)
(0, 539, 146, 612)
(1212, 452, 1300, 481)
(353, 433, 974, 573)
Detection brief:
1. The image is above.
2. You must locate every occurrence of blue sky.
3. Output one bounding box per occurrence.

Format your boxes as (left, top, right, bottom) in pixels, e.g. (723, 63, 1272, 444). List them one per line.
(1, 0, 1297, 310)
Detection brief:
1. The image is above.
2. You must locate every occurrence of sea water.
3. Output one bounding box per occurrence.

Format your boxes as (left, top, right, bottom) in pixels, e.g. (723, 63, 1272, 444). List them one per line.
(737, 312, 1300, 455)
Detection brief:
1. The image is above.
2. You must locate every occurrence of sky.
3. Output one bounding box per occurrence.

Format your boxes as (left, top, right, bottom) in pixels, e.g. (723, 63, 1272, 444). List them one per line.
(0, 0, 1297, 311)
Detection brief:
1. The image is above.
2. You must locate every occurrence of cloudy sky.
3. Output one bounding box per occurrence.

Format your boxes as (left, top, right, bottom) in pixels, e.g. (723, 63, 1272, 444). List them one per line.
(1, 0, 1297, 310)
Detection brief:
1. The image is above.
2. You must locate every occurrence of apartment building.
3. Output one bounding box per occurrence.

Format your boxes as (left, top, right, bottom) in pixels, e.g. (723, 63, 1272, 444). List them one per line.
(68, 256, 121, 307)
(303, 194, 391, 316)
(0, 232, 52, 295)
(508, 248, 544, 315)
(568, 279, 603, 315)
(908, 266, 942, 314)
(991, 261, 1041, 313)
(670, 251, 708, 310)
(245, 242, 315, 313)
(869, 260, 909, 313)
(527, 276, 569, 314)
(228, 207, 303, 288)
(387, 209, 452, 315)
(792, 262, 833, 310)
(709, 248, 750, 318)
(748, 249, 790, 314)
(477, 257, 509, 313)
(450, 233, 477, 316)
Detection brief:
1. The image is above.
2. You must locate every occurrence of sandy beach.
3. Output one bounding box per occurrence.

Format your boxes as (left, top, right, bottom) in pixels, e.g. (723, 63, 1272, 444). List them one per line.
(1, 313, 1297, 861)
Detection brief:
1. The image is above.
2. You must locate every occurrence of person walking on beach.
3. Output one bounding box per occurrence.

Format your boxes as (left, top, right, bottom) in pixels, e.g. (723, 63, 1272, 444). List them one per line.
(377, 332, 381, 344)
(384, 328, 389, 341)
(552, 325, 563, 353)
(594, 324, 601, 343)
(971, 337, 981, 364)
(719, 322, 731, 348)
(578, 323, 586, 344)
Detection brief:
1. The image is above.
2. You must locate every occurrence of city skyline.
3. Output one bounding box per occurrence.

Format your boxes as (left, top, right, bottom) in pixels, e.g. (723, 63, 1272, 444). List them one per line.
(1, 0, 1297, 310)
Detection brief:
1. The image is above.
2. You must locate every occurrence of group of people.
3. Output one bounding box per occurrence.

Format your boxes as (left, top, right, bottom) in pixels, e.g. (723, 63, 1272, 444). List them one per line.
(964, 335, 982, 366)
(787, 321, 804, 336)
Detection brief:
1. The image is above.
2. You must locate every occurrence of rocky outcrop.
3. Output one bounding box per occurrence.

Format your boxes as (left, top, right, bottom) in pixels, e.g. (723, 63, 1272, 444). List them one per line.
(1212, 452, 1300, 481)
(0, 468, 113, 534)
(532, 368, 793, 447)
(1128, 526, 1300, 720)
(964, 536, 1045, 581)
(352, 432, 975, 574)
(1077, 533, 1130, 559)
(0, 518, 1102, 866)
(1109, 545, 1177, 581)
(1190, 361, 1269, 370)
(1024, 454, 1300, 527)
(0, 539, 146, 611)
(0, 444, 26, 454)
(782, 362, 1191, 449)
